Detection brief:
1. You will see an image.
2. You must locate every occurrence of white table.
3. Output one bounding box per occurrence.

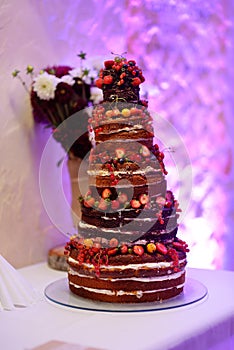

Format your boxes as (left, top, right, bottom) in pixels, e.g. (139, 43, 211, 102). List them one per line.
(0, 263, 234, 350)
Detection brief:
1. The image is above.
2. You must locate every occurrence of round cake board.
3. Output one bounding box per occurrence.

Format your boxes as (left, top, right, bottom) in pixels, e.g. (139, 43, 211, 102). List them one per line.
(44, 277, 208, 313)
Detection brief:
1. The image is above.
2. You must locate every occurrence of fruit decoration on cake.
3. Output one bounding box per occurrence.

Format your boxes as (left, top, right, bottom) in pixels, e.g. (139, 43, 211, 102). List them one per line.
(65, 55, 189, 303)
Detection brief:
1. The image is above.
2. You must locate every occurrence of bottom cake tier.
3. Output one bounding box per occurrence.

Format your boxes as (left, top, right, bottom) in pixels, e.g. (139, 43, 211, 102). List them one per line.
(65, 242, 187, 303)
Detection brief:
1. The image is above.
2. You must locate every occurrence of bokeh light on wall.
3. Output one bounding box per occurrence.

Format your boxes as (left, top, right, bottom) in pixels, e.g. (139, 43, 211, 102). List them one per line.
(126, 0, 233, 269)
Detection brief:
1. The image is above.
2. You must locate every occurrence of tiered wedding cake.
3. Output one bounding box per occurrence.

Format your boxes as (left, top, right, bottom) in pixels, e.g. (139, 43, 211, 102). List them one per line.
(65, 56, 189, 303)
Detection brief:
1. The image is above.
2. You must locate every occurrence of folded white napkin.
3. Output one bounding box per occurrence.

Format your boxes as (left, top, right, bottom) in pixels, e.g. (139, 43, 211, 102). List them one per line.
(0, 255, 38, 311)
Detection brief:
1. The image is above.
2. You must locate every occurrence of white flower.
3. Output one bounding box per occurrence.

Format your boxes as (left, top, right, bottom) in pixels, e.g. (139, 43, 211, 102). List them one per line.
(69, 67, 83, 78)
(86, 56, 103, 71)
(90, 86, 103, 104)
(33, 72, 59, 100)
(69, 66, 98, 84)
(60, 74, 75, 86)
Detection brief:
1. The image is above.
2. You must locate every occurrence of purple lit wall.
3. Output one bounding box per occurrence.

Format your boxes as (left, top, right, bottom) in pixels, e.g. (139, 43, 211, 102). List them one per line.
(51, 0, 233, 270)
(125, 0, 234, 270)
(1, 0, 233, 269)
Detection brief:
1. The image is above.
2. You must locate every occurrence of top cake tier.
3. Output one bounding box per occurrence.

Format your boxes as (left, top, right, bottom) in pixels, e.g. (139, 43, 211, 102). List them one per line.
(95, 57, 145, 103)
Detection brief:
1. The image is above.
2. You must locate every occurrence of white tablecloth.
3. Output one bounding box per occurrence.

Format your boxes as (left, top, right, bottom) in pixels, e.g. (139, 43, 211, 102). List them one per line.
(0, 263, 234, 350)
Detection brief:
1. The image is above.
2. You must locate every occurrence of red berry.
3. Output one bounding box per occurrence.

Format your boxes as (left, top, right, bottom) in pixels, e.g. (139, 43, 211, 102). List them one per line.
(98, 199, 108, 211)
(156, 243, 168, 255)
(84, 197, 95, 208)
(118, 193, 128, 204)
(95, 78, 103, 88)
(130, 107, 139, 115)
(109, 238, 119, 247)
(120, 245, 128, 254)
(103, 75, 113, 84)
(104, 60, 115, 68)
(139, 194, 149, 205)
(172, 242, 186, 251)
(131, 199, 141, 209)
(132, 77, 141, 86)
(107, 248, 118, 256)
(102, 188, 111, 199)
(133, 245, 144, 256)
(111, 200, 120, 210)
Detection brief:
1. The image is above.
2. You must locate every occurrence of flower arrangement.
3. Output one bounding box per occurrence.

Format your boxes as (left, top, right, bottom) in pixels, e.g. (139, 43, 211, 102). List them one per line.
(13, 52, 102, 159)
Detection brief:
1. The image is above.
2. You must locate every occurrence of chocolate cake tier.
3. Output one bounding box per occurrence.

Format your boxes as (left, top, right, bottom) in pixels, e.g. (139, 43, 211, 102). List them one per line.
(80, 206, 177, 230)
(89, 140, 160, 170)
(91, 104, 154, 140)
(67, 250, 187, 303)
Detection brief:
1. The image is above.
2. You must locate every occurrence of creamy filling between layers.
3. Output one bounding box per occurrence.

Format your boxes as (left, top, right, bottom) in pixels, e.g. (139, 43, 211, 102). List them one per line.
(87, 166, 161, 176)
(69, 282, 185, 298)
(96, 137, 153, 144)
(79, 220, 173, 233)
(69, 267, 184, 282)
(99, 125, 150, 134)
(68, 256, 186, 270)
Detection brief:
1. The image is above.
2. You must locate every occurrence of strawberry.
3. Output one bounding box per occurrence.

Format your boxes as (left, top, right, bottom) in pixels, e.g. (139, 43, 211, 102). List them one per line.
(139, 194, 149, 205)
(95, 78, 103, 88)
(172, 242, 185, 251)
(102, 188, 111, 199)
(130, 107, 139, 115)
(103, 75, 113, 84)
(131, 199, 141, 209)
(98, 199, 108, 211)
(140, 145, 150, 157)
(115, 148, 125, 158)
(105, 110, 113, 118)
(156, 243, 168, 255)
(84, 197, 95, 208)
(109, 238, 119, 247)
(111, 199, 120, 210)
(107, 248, 118, 256)
(118, 193, 128, 204)
(120, 244, 128, 254)
(112, 108, 120, 116)
(132, 77, 141, 86)
(133, 245, 144, 256)
(104, 60, 115, 68)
